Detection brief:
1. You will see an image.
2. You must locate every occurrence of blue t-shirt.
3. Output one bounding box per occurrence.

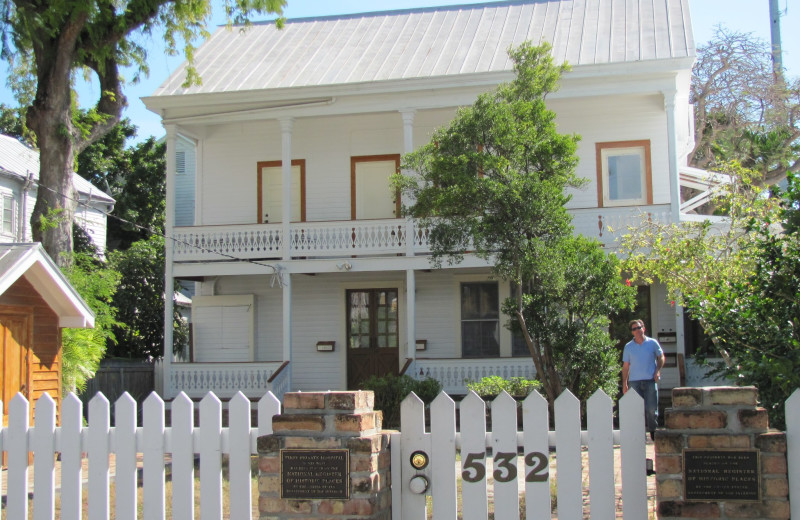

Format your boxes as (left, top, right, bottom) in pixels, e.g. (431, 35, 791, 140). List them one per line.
(622, 336, 663, 381)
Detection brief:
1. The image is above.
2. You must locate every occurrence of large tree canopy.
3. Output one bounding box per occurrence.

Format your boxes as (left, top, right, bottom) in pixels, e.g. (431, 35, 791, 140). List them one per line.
(396, 42, 635, 403)
(690, 28, 800, 191)
(0, 0, 285, 265)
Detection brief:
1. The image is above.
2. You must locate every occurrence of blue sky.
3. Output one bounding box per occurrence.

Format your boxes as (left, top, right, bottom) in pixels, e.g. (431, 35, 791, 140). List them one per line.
(1, 0, 797, 143)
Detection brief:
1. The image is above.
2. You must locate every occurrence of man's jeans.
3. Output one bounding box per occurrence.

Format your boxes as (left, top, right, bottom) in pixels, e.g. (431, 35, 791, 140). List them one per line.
(628, 379, 659, 435)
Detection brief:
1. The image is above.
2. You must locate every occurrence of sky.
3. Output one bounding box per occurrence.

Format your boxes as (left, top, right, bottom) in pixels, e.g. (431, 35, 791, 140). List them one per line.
(1, 0, 798, 144)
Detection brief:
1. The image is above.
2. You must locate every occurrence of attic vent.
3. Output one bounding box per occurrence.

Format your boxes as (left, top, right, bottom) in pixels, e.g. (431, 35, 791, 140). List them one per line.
(176, 151, 186, 175)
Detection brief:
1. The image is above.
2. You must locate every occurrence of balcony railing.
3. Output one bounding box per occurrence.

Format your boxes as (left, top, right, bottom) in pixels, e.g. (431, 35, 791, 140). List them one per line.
(164, 361, 289, 399)
(172, 206, 673, 263)
(412, 357, 536, 395)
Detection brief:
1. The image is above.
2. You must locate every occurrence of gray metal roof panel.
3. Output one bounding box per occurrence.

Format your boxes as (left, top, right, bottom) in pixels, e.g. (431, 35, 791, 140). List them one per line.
(0, 134, 115, 204)
(151, 0, 694, 97)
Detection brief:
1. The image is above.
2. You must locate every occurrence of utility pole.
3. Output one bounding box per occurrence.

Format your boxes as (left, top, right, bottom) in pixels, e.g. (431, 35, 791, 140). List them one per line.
(769, 0, 784, 78)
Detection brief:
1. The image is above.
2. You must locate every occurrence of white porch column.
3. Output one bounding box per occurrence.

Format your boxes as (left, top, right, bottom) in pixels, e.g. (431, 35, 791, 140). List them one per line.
(406, 269, 416, 364)
(663, 89, 686, 357)
(282, 272, 293, 390)
(401, 109, 416, 256)
(163, 124, 177, 397)
(279, 117, 294, 261)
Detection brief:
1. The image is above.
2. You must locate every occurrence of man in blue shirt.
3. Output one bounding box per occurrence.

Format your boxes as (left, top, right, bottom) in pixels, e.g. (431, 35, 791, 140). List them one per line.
(622, 319, 665, 440)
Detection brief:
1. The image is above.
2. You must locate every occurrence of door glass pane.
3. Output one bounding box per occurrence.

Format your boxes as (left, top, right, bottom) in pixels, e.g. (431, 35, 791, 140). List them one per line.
(348, 291, 370, 349)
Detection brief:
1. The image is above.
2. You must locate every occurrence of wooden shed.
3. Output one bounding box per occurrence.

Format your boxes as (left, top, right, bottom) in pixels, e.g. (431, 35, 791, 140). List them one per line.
(0, 243, 95, 426)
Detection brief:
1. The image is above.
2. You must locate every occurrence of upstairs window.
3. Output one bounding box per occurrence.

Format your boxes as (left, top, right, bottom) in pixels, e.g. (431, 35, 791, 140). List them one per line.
(1, 192, 14, 236)
(596, 140, 653, 207)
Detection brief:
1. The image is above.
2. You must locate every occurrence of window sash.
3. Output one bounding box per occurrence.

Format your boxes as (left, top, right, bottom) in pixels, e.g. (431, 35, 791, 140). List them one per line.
(596, 141, 652, 208)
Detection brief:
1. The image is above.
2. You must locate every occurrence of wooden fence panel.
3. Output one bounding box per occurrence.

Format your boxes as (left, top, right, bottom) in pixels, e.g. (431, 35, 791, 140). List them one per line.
(199, 393, 223, 520)
(60, 394, 83, 520)
(619, 390, 647, 519)
(491, 392, 520, 518)
(460, 391, 488, 520)
(522, 391, 551, 519)
(587, 390, 615, 520)
(88, 393, 110, 520)
(115, 393, 138, 520)
(32, 393, 56, 520)
(171, 392, 195, 520)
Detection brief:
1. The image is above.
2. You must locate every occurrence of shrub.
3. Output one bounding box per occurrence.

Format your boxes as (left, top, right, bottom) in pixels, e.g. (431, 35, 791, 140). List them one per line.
(465, 375, 541, 398)
(359, 374, 442, 427)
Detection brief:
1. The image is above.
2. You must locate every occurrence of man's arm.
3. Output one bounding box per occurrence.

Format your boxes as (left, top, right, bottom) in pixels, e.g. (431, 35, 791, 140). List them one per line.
(654, 353, 665, 381)
(622, 361, 630, 394)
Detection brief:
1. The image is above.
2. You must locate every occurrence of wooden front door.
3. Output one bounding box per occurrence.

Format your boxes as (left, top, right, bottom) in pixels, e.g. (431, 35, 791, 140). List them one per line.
(257, 160, 306, 223)
(1, 312, 30, 426)
(346, 289, 400, 389)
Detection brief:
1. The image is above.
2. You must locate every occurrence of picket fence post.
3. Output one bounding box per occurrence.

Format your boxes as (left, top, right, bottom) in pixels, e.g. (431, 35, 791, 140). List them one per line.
(460, 391, 488, 520)
(171, 392, 195, 520)
(143, 392, 166, 520)
(88, 393, 110, 520)
(619, 389, 647, 519)
(228, 392, 253, 520)
(7, 393, 30, 520)
(555, 390, 582, 520)
(786, 389, 800, 520)
(60, 393, 83, 520)
(199, 393, 223, 520)
(115, 393, 138, 520)
(491, 391, 520, 518)
(430, 392, 457, 520)
(587, 389, 615, 520)
(522, 390, 551, 519)
(32, 393, 56, 520)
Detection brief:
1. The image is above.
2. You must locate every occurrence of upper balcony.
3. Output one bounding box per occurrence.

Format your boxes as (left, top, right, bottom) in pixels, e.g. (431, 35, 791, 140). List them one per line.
(171, 204, 673, 265)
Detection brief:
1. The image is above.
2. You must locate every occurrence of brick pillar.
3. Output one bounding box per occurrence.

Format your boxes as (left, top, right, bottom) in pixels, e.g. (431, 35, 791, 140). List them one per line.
(656, 386, 789, 519)
(257, 391, 391, 520)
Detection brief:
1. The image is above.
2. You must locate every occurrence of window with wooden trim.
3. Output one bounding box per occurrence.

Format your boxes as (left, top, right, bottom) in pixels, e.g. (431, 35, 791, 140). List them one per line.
(596, 140, 653, 207)
(257, 160, 306, 223)
(461, 282, 500, 358)
(0, 191, 14, 236)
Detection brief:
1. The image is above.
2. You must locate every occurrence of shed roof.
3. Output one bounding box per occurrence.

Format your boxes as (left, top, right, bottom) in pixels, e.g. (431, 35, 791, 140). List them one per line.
(0, 243, 95, 328)
(152, 0, 695, 98)
(0, 134, 116, 205)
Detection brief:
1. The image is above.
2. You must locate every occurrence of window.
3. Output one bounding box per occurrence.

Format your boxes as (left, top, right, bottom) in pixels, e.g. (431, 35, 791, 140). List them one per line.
(461, 282, 499, 357)
(596, 140, 652, 207)
(1, 192, 14, 236)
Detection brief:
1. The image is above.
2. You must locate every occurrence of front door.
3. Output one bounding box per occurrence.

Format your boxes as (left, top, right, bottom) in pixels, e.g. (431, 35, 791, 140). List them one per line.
(257, 160, 305, 223)
(346, 289, 399, 389)
(1, 312, 30, 427)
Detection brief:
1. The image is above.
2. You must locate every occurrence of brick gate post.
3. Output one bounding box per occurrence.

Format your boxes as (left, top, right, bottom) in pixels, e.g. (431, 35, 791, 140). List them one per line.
(656, 386, 789, 519)
(257, 391, 392, 519)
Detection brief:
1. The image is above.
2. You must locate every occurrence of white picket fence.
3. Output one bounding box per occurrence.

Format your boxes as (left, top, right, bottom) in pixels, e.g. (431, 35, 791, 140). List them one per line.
(2, 389, 800, 520)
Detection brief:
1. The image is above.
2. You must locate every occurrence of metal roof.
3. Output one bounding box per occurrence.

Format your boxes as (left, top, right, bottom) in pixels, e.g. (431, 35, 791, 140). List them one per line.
(0, 243, 95, 328)
(152, 0, 695, 97)
(0, 134, 116, 204)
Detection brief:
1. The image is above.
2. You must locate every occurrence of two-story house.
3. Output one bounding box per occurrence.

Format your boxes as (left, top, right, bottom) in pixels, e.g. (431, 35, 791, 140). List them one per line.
(0, 134, 116, 257)
(145, 0, 709, 401)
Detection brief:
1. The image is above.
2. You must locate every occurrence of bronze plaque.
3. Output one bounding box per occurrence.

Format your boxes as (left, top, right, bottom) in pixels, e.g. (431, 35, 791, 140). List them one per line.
(683, 449, 760, 502)
(281, 449, 350, 499)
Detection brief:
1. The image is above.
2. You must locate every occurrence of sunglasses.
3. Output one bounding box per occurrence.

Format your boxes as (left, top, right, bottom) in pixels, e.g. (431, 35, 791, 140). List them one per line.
(631, 326, 643, 331)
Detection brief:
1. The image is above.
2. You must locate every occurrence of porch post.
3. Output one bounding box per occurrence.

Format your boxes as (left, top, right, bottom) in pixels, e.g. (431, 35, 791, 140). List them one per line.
(282, 272, 292, 391)
(406, 269, 416, 366)
(279, 117, 294, 261)
(163, 124, 177, 397)
(401, 110, 416, 257)
(663, 89, 686, 358)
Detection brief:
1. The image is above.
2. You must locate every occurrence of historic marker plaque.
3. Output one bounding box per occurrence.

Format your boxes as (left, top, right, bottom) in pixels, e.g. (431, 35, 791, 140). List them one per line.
(683, 449, 760, 502)
(281, 449, 350, 499)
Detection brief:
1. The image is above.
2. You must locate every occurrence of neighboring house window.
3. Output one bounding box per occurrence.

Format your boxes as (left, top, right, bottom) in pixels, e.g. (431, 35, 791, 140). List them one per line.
(596, 140, 653, 207)
(1, 192, 14, 236)
(461, 282, 499, 357)
(176, 151, 186, 175)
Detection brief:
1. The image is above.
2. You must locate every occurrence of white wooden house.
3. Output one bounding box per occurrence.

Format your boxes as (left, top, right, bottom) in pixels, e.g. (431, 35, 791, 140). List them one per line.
(144, 0, 712, 400)
(0, 134, 116, 257)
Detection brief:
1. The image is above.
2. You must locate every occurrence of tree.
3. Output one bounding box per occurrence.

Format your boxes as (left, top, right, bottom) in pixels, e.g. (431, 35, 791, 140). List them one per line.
(684, 173, 800, 429)
(60, 252, 122, 393)
(395, 42, 635, 404)
(690, 28, 800, 192)
(0, 0, 286, 265)
(107, 235, 188, 359)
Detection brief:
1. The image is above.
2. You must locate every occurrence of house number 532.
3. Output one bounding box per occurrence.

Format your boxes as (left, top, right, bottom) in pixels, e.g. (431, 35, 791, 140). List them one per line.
(461, 452, 549, 483)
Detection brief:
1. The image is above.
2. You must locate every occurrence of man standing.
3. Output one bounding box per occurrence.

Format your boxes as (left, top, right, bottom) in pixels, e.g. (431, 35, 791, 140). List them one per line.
(622, 319, 665, 440)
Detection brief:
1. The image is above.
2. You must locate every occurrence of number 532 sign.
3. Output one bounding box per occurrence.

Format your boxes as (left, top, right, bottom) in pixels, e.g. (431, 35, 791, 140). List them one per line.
(461, 451, 549, 483)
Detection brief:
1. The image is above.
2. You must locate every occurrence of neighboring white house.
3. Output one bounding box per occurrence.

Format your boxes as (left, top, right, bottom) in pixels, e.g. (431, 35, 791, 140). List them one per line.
(145, 0, 713, 400)
(0, 134, 116, 257)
